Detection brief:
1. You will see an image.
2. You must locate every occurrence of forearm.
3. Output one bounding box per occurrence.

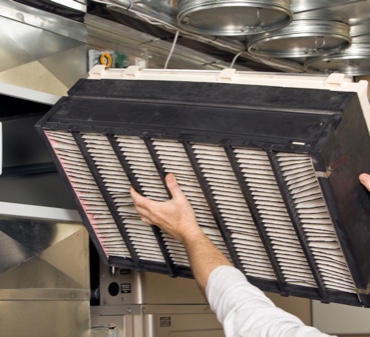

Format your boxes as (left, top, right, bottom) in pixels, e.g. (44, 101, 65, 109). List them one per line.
(182, 230, 233, 295)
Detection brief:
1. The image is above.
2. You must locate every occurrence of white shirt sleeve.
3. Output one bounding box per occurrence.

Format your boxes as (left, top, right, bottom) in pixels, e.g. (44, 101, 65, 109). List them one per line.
(206, 265, 336, 337)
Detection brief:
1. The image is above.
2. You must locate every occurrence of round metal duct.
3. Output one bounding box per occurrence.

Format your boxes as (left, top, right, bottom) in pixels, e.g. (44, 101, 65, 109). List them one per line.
(291, 0, 358, 13)
(305, 23, 370, 76)
(247, 11, 351, 58)
(177, 0, 293, 36)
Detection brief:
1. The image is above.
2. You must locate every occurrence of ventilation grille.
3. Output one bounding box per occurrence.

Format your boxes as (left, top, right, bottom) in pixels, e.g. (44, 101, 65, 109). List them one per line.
(36, 73, 370, 307)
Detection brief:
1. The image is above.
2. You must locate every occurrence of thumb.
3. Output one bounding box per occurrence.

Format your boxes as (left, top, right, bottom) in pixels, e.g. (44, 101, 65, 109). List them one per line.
(165, 173, 184, 199)
(359, 173, 370, 192)
(130, 186, 152, 208)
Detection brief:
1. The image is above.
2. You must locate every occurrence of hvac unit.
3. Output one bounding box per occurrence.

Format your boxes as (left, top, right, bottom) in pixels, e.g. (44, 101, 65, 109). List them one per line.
(36, 66, 370, 308)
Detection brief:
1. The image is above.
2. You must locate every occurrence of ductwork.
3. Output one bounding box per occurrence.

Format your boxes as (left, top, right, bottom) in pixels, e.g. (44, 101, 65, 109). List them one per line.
(85, 0, 370, 75)
(10, 0, 370, 75)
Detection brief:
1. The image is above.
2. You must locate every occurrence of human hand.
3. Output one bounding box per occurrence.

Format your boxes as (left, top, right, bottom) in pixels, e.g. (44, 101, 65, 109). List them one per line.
(359, 173, 370, 192)
(130, 173, 203, 243)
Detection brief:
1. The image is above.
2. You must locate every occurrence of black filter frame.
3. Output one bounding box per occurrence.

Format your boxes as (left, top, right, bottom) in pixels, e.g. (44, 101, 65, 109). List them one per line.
(36, 76, 370, 307)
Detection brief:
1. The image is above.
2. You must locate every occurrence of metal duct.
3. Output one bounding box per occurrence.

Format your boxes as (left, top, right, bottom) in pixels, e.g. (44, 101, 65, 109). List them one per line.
(12, 0, 86, 21)
(305, 22, 370, 76)
(247, 10, 351, 58)
(36, 66, 370, 308)
(177, 0, 293, 36)
(0, 202, 89, 337)
(0, 0, 87, 97)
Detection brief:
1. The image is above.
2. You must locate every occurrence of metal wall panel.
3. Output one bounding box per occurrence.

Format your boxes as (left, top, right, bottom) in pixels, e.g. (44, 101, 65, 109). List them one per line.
(0, 205, 90, 337)
(0, 0, 87, 97)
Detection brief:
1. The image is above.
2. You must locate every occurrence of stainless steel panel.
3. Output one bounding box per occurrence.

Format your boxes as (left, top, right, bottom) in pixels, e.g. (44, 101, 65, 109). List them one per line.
(91, 305, 224, 337)
(144, 313, 224, 337)
(99, 260, 206, 306)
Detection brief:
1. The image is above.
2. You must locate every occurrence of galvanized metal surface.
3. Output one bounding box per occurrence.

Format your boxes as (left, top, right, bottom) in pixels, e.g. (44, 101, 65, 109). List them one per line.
(0, 29, 85, 337)
(90, 0, 370, 75)
(0, 301, 91, 337)
(305, 45, 370, 76)
(304, 19, 370, 76)
(4, 0, 370, 74)
(0, 0, 86, 41)
(0, 214, 90, 337)
(177, 0, 293, 36)
(0, 0, 87, 96)
(247, 16, 351, 58)
(49, 0, 87, 12)
(85, 14, 250, 71)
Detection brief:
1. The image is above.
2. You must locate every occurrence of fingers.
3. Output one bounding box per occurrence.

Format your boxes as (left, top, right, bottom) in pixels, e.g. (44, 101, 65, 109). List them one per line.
(130, 186, 144, 204)
(130, 186, 138, 199)
(359, 173, 370, 192)
(165, 173, 185, 200)
(165, 173, 177, 194)
(130, 187, 155, 224)
(140, 216, 152, 225)
(130, 174, 189, 232)
(130, 186, 155, 209)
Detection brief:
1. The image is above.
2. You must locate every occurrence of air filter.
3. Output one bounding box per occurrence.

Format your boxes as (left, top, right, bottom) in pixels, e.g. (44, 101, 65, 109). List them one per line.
(36, 66, 370, 307)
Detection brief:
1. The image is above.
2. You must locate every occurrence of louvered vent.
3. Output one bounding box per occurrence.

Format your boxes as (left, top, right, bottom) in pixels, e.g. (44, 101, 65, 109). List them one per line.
(36, 67, 370, 307)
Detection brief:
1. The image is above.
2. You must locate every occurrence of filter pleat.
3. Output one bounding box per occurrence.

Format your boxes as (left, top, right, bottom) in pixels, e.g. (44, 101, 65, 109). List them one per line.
(182, 142, 239, 263)
(140, 138, 191, 267)
(45, 130, 130, 259)
(276, 153, 357, 294)
(114, 136, 168, 264)
(80, 133, 153, 267)
(152, 139, 224, 266)
(42, 128, 363, 300)
(189, 143, 276, 279)
(234, 148, 317, 288)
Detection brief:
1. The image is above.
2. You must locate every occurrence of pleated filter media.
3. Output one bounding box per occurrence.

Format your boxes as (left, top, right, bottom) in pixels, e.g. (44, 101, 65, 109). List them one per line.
(36, 67, 370, 307)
